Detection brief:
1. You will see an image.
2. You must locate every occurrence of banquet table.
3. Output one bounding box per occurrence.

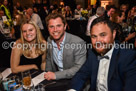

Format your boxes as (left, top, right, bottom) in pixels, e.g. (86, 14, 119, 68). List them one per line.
(0, 68, 71, 91)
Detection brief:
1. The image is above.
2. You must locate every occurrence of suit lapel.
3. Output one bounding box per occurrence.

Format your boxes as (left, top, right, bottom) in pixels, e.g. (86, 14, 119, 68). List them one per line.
(90, 47, 120, 90)
(48, 32, 69, 70)
(63, 32, 69, 68)
(50, 46, 54, 66)
(63, 48, 67, 68)
(48, 37, 57, 71)
(108, 48, 119, 86)
(91, 50, 100, 89)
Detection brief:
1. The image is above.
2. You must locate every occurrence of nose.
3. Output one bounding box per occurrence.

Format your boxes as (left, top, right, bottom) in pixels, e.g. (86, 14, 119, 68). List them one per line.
(96, 36, 101, 42)
(95, 36, 103, 48)
(26, 31, 29, 35)
(54, 26, 58, 32)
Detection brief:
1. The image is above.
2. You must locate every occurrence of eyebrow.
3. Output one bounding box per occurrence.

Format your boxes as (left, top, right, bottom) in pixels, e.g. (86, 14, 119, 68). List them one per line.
(92, 32, 106, 35)
(100, 32, 106, 34)
(22, 27, 34, 31)
(91, 32, 106, 35)
(49, 23, 63, 27)
(56, 24, 62, 26)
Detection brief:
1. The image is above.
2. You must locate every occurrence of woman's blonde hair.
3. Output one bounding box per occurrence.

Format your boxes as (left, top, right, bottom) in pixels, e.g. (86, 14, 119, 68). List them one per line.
(20, 21, 46, 57)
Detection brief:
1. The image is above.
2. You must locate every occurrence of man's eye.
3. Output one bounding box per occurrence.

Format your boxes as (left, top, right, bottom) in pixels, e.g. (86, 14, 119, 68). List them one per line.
(91, 35, 96, 38)
(100, 33, 106, 37)
(57, 25, 61, 27)
(49, 26, 54, 28)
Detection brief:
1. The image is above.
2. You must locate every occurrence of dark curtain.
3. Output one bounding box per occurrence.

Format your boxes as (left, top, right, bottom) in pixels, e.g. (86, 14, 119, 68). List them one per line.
(8, 0, 13, 18)
(119, 0, 136, 9)
(63, 0, 76, 13)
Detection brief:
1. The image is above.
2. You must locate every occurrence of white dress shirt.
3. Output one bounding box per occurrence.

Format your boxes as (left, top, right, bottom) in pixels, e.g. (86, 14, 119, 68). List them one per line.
(52, 33, 66, 71)
(96, 44, 114, 91)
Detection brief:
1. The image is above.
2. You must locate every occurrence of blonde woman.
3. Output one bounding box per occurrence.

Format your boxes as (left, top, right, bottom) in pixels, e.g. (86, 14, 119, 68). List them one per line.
(64, 6, 73, 18)
(11, 21, 47, 73)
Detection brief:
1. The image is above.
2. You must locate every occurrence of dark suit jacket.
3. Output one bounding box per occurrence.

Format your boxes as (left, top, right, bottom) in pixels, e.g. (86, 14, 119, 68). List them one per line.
(104, 12, 110, 19)
(71, 47, 136, 91)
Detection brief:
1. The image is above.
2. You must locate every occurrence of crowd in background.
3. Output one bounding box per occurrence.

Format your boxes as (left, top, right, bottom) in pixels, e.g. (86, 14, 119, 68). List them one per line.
(0, 0, 136, 46)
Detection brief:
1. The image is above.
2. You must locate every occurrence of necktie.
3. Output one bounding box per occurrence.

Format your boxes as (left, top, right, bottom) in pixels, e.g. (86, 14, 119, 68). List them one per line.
(97, 55, 109, 60)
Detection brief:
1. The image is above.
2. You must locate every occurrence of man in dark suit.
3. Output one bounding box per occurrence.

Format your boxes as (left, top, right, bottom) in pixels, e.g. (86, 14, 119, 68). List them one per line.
(104, 5, 116, 19)
(70, 16, 136, 91)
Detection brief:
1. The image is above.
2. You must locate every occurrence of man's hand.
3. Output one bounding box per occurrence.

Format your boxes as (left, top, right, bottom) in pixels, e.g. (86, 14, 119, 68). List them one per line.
(44, 71, 56, 80)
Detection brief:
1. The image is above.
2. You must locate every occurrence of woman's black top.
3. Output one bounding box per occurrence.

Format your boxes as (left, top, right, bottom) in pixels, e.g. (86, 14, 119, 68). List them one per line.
(20, 54, 42, 70)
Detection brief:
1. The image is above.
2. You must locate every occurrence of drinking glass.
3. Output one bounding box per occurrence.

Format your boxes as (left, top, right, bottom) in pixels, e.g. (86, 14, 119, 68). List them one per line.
(14, 75, 21, 84)
(0, 72, 3, 91)
(22, 70, 32, 90)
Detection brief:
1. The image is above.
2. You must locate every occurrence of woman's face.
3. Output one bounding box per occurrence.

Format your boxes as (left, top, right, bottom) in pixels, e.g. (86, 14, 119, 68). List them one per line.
(15, 15, 20, 25)
(65, 6, 70, 11)
(0, 10, 4, 18)
(3, 0, 8, 6)
(22, 24, 37, 43)
(121, 5, 127, 12)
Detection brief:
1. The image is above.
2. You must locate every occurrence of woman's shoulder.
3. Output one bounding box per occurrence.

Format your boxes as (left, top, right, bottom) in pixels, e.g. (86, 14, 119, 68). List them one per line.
(11, 39, 23, 56)
(15, 39, 22, 44)
(12, 39, 23, 51)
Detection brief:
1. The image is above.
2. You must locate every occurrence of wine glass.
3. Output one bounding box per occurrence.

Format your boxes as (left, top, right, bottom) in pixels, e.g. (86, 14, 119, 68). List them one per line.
(22, 70, 32, 90)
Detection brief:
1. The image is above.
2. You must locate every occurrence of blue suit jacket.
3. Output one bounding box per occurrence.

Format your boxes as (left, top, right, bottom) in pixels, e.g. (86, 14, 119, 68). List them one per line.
(71, 48, 136, 91)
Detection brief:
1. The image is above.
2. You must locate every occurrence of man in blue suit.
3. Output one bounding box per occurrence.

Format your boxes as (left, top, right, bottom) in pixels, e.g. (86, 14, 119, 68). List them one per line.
(70, 16, 136, 91)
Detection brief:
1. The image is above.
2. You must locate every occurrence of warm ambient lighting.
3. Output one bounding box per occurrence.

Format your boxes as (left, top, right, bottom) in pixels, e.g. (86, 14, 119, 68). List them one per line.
(101, 1, 110, 9)
(91, 0, 96, 5)
(60, 1, 64, 6)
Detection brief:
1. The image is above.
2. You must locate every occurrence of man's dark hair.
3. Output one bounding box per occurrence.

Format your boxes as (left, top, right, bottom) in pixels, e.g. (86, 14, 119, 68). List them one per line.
(90, 16, 116, 33)
(107, 5, 116, 11)
(45, 13, 66, 27)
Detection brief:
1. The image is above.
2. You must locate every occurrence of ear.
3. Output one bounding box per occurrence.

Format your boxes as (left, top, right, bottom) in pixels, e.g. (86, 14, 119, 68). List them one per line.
(113, 30, 116, 40)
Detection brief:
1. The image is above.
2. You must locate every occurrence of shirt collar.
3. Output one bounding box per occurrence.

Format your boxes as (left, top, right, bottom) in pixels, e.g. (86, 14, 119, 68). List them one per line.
(52, 32, 66, 48)
(104, 42, 115, 60)
(95, 14, 99, 17)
